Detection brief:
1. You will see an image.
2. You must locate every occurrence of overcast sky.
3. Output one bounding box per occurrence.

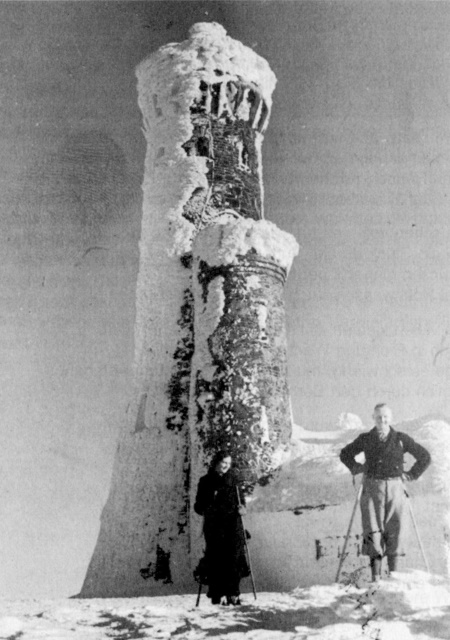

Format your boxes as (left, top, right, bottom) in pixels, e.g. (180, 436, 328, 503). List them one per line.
(2, 0, 450, 598)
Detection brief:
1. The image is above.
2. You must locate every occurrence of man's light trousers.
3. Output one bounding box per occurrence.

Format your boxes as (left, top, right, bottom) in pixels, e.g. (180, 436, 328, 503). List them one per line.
(360, 476, 407, 558)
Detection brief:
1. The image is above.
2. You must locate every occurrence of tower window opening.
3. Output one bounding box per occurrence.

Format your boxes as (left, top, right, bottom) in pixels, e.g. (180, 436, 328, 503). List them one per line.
(235, 139, 251, 172)
(226, 81, 239, 113)
(152, 94, 162, 117)
(211, 83, 222, 115)
(257, 101, 269, 132)
(248, 90, 262, 125)
(181, 140, 194, 156)
(241, 144, 250, 170)
(196, 137, 210, 157)
(198, 80, 209, 108)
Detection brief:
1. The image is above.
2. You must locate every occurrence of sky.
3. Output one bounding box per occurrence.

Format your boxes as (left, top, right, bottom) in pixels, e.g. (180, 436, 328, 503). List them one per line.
(1, 0, 450, 598)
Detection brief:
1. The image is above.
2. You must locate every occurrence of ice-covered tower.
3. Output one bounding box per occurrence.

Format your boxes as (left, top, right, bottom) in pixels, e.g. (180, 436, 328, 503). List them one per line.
(81, 22, 298, 597)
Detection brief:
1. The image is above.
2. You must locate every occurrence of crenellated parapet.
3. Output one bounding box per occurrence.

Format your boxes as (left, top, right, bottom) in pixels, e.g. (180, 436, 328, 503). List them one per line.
(136, 22, 276, 256)
(181, 76, 271, 225)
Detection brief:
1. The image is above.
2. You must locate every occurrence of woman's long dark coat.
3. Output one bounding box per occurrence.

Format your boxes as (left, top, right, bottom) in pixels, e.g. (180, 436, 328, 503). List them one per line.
(194, 470, 249, 598)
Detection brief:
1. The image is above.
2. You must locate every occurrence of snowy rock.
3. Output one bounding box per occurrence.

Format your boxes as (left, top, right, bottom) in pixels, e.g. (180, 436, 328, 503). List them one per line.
(336, 413, 365, 431)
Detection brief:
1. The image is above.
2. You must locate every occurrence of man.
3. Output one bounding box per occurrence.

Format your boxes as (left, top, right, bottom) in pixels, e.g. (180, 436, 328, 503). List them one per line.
(194, 451, 249, 605)
(340, 403, 431, 581)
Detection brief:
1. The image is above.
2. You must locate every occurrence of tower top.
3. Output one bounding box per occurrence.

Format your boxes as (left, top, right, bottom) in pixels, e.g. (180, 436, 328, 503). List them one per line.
(188, 22, 227, 38)
(136, 21, 276, 110)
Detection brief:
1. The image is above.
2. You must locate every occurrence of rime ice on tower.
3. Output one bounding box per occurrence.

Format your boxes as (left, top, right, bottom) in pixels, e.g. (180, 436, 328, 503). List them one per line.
(190, 219, 299, 482)
(81, 22, 298, 597)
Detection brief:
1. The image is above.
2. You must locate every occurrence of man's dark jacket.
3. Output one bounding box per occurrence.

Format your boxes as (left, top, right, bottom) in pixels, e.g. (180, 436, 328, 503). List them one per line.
(340, 427, 431, 480)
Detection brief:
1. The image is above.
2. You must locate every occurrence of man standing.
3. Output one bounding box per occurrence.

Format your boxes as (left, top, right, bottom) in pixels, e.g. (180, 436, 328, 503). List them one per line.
(340, 403, 431, 581)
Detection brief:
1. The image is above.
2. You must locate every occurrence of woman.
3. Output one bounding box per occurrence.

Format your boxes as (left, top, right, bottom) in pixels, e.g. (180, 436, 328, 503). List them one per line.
(194, 451, 249, 605)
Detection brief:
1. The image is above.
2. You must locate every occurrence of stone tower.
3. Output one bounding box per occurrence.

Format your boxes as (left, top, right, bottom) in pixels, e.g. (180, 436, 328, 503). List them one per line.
(81, 22, 298, 598)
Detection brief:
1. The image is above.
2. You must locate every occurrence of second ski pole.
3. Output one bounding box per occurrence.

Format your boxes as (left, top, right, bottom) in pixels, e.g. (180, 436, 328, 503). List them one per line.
(236, 486, 257, 600)
(335, 479, 363, 582)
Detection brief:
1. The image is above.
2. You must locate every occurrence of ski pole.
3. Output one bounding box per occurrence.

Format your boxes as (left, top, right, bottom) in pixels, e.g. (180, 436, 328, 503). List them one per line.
(236, 486, 257, 600)
(195, 580, 202, 607)
(403, 485, 430, 573)
(335, 479, 364, 582)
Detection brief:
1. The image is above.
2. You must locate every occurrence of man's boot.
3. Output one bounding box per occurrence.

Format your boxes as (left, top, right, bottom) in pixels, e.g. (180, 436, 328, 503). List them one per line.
(370, 556, 382, 582)
(387, 555, 398, 574)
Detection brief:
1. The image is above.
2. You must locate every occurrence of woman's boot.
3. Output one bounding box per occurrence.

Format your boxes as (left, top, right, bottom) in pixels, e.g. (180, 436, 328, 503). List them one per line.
(226, 595, 241, 606)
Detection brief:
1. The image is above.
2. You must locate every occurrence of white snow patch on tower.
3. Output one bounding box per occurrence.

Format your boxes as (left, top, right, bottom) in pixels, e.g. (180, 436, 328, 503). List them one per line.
(194, 215, 299, 271)
(194, 275, 225, 382)
(259, 406, 270, 444)
(245, 274, 261, 290)
(255, 303, 268, 342)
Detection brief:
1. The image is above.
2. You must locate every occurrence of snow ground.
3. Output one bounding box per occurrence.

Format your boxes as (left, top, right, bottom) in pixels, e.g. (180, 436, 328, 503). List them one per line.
(1, 572, 449, 640)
